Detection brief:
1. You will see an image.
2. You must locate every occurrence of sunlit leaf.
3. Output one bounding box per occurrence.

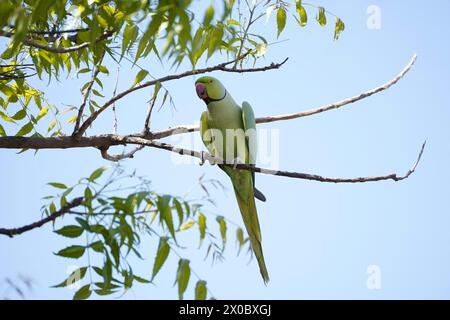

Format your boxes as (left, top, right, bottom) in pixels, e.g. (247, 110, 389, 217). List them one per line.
(276, 7, 287, 38)
(151, 236, 170, 280)
(52, 267, 87, 288)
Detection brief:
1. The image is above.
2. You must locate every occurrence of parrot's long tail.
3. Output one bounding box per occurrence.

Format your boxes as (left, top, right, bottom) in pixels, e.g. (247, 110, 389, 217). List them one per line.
(233, 184, 270, 284)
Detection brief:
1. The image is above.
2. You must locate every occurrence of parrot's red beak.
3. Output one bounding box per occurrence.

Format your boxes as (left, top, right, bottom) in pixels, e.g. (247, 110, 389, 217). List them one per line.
(196, 83, 208, 100)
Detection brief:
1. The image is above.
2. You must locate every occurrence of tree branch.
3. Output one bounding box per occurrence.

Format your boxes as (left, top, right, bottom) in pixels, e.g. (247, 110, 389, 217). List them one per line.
(74, 54, 288, 137)
(129, 138, 426, 183)
(99, 145, 145, 162)
(0, 197, 83, 238)
(148, 54, 417, 140)
(0, 134, 425, 183)
(0, 30, 114, 54)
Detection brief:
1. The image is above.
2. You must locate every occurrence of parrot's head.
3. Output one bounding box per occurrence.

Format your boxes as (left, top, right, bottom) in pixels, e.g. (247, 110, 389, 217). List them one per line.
(195, 76, 226, 105)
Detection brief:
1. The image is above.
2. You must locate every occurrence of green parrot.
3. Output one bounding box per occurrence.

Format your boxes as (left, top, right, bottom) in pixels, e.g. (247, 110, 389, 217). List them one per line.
(195, 76, 269, 283)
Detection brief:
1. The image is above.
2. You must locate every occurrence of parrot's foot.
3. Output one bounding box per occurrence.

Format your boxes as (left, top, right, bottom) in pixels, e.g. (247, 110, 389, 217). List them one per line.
(231, 157, 245, 171)
(199, 151, 207, 166)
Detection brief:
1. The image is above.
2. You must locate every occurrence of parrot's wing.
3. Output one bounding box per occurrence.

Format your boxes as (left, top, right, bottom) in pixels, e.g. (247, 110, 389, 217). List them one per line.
(241, 101, 257, 165)
(242, 102, 266, 202)
(200, 111, 216, 156)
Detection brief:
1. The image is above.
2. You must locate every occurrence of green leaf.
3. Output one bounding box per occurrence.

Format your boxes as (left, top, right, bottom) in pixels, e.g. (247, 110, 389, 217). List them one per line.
(54, 225, 83, 238)
(52, 267, 87, 288)
(203, 5, 215, 26)
(334, 18, 345, 40)
(134, 275, 151, 284)
(89, 166, 108, 182)
(173, 198, 184, 228)
(317, 7, 327, 27)
(0, 124, 6, 137)
(92, 89, 104, 98)
(0, 110, 16, 123)
(198, 212, 206, 246)
(109, 239, 120, 267)
(195, 280, 207, 300)
(77, 68, 91, 76)
(151, 236, 170, 280)
(296, 3, 308, 27)
(12, 109, 27, 120)
(90, 241, 104, 252)
(36, 106, 49, 121)
(158, 195, 176, 241)
(67, 115, 77, 124)
(236, 227, 244, 254)
(179, 219, 194, 231)
(48, 182, 67, 189)
(55, 245, 86, 259)
(15, 122, 33, 136)
(226, 19, 240, 26)
(97, 65, 109, 74)
(216, 216, 227, 250)
(276, 7, 287, 38)
(175, 259, 191, 300)
(73, 284, 91, 300)
(132, 69, 149, 88)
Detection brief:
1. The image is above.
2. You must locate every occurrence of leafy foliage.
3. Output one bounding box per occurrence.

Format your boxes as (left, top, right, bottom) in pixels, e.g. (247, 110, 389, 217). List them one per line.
(45, 165, 251, 299)
(0, 0, 345, 299)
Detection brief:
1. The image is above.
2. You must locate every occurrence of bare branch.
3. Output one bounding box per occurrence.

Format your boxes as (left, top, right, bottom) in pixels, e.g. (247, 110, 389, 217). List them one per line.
(0, 197, 83, 238)
(148, 54, 417, 140)
(140, 139, 426, 183)
(143, 93, 158, 134)
(74, 55, 288, 137)
(112, 67, 120, 134)
(0, 133, 426, 183)
(256, 54, 417, 124)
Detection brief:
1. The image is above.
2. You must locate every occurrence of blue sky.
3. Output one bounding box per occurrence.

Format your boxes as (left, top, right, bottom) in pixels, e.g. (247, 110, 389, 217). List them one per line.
(1, 0, 450, 299)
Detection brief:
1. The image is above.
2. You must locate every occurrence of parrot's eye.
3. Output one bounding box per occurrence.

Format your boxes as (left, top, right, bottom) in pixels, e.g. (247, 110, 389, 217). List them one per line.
(209, 80, 213, 83)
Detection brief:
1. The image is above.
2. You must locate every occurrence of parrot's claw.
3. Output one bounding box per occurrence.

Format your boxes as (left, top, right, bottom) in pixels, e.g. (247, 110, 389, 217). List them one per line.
(231, 158, 244, 171)
(199, 151, 206, 166)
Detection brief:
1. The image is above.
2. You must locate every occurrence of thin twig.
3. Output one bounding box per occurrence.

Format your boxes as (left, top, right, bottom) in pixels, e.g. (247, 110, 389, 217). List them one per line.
(0, 197, 83, 238)
(147, 54, 417, 139)
(74, 53, 286, 137)
(99, 145, 145, 162)
(256, 54, 417, 124)
(72, 51, 106, 135)
(119, 137, 427, 184)
(143, 95, 158, 134)
(112, 67, 120, 134)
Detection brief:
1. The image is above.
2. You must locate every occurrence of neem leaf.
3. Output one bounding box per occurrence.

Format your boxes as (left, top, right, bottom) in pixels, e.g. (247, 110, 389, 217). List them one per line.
(316, 7, 327, 26)
(276, 7, 287, 38)
(198, 212, 206, 246)
(52, 267, 87, 288)
(54, 225, 83, 238)
(151, 236, 170, 281)
(296, 3, 308, 27)
(55, 245, 86, 259)
(73, 284, 91, 300)
(175, 259, 191, 300)
(132, 69, 149, 87)
(195, 280, 207, 300)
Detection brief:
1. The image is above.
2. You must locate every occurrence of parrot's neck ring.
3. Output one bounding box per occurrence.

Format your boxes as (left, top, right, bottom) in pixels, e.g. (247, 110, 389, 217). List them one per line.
(205, 90, 227, 105)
